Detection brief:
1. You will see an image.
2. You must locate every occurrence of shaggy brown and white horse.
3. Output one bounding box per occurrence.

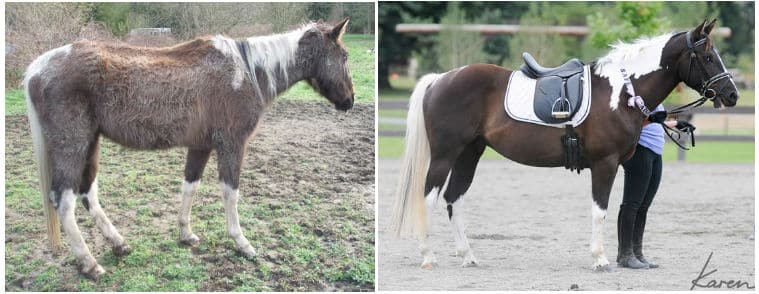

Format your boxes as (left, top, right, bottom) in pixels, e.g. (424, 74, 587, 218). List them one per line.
(25, 18, 353, 279)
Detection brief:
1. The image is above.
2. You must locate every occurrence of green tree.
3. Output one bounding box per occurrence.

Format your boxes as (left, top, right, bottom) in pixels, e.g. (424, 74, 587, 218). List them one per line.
(588, 2, 670, 49)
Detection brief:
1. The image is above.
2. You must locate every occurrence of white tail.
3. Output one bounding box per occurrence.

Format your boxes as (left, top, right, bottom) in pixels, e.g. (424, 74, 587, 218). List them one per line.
(25, 57, 62, 251)
(389, 73, 441, 240)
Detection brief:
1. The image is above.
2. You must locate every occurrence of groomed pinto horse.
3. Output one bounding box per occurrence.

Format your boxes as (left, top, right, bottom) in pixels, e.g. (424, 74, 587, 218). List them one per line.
(391, 20, 738, 271)
(26, 18, 353, 279)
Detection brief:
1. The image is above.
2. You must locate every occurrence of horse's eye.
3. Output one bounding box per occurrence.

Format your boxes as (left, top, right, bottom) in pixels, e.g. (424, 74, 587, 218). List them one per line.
(705, 55, 712, 62)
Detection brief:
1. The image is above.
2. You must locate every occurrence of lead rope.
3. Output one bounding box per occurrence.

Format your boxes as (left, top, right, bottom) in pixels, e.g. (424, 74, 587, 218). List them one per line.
(621, 68, 694, 150)
(621, 68, 651, 116)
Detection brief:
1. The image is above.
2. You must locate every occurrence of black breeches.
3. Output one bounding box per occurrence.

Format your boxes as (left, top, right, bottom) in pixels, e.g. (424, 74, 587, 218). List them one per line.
(621, 144, 662, 211)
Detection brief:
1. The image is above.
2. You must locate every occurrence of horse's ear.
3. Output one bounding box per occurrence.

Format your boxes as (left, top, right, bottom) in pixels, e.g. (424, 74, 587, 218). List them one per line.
(330, 17, 350, 41)
(702, 19, 717, 36)
(693, 19, 707, 37)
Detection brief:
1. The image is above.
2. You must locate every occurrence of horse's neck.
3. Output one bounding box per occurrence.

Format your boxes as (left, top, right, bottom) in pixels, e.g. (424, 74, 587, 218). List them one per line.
(630, 69, 680, 110)
(238, 31, 307, 104)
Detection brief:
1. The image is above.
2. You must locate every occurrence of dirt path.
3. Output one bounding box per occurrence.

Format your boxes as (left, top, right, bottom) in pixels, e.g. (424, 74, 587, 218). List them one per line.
(378, 159, 754, 291)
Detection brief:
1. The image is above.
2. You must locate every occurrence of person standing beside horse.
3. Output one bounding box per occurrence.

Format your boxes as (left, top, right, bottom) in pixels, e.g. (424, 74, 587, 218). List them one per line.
(617, 104, 695, 269)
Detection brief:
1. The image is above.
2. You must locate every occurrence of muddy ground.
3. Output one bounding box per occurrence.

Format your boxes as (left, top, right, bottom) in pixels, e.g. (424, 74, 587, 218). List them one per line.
(5, 100, 375, 291)
(378, 159, 754, 291)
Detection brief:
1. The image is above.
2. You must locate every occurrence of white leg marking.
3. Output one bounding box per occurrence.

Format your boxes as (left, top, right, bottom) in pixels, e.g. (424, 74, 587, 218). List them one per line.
(419, 187, 439, 269)
(451, 197, 477, 267)
(179, 180, 200, 243)
(59, 189, 103, 275)
(590, 201, 610, 270)
(81, 178, 126, 248)
(220, 182, 256, 258)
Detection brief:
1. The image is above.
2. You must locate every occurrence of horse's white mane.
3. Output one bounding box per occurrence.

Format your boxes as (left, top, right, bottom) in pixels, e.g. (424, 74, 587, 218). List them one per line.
(593, 33, 674, 110)
(211, 22, 317, 100)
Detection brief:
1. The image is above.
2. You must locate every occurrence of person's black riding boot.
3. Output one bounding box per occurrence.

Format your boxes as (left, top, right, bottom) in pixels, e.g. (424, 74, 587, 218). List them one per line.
(617, 208, 623, 263)
(617, 205, 648, 269)
(633, 207, 658, 268)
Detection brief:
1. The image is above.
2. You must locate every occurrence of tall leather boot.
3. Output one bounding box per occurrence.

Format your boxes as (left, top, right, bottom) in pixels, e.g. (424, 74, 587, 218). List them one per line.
(633, 207, 658, 268)
(617, 205, 648, 269)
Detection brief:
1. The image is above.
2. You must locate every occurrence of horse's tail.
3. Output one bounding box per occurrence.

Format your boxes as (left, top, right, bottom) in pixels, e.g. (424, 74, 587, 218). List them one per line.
(24, 50, 63, 251)
(389, 73, 441, 240)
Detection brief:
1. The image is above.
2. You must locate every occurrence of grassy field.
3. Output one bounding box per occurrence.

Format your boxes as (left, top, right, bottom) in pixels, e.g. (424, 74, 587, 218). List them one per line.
(6, 101, 375, 291)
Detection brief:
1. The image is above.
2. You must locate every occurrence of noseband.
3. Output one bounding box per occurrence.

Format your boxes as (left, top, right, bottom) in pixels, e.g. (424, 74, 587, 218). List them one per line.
(670, 31, 733, 114)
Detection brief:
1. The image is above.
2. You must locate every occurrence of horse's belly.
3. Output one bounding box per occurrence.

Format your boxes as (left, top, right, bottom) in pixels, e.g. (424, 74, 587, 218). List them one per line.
(486, 125, 566, 167)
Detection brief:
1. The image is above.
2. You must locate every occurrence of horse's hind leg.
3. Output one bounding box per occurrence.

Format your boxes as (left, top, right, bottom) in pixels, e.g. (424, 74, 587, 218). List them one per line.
(178, 148, 212, 245)
(442, 139, 486, 267)
(217, 144, 256, 258)
(79, 137, 131, 257)
(419, 156, 452, 269)
(420, 139, 470, 269)
(48, 127, 104, 279)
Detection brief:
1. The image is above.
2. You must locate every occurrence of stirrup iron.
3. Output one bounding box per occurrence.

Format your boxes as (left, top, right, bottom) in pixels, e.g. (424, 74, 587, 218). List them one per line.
(551, 97, 571, 118)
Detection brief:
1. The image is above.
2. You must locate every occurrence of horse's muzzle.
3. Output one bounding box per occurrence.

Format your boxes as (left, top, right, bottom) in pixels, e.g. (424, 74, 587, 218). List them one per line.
(335, 95, 354, 111)
(717, 91, 739, 108)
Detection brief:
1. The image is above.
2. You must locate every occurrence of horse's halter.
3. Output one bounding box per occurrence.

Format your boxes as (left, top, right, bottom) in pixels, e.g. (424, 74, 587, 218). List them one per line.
(676, 31, 733, 110)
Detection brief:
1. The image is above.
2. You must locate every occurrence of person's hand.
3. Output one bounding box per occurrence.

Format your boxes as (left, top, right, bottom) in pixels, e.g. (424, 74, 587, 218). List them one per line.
(647, 112, 667, 123)
(675, 120, 696, 132)
(664, 120, 678, 128)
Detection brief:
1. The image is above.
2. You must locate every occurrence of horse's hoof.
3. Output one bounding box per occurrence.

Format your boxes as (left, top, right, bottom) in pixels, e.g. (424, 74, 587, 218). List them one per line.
(420, 262, 435, 270)
(113, 244, 132, 257)
(237, 245, 257, 259)
(82, 264, 105, 281)
(594, 264, 613, 272)
(180, 234, 200, 245)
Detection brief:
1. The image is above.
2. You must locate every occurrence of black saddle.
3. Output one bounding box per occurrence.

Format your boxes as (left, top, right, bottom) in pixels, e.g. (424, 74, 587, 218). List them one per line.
(519, 52, 585, 124)
(520, 52, 584, 79)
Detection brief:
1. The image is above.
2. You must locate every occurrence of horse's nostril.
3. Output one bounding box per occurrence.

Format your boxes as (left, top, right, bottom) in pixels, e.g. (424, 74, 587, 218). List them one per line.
(730, 92, 738, 100)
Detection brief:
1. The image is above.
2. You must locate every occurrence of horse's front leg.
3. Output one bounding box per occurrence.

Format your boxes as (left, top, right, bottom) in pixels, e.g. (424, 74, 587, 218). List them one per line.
(589, 157, 619, 272)
(178, 148, 212, 245)
(217, 143, 257, 258)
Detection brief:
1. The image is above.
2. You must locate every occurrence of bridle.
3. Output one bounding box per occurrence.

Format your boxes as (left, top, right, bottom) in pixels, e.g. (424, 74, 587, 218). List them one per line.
(625, 30, 735, 150)
(668, 30, 734, 114)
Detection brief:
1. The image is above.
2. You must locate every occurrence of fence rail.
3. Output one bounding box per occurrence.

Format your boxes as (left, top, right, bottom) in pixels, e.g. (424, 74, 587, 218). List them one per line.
(395, 24, 733, 37)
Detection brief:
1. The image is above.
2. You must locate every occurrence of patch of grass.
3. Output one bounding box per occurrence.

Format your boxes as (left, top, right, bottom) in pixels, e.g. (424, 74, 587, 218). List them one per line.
(378, 108, 407, 119)
(6, 89, 25, 116)
(379, 136, 502, 159)
(662, 141, 754, 163)
(281, 34, 375, 104)
(33, 266, 62, 292)
(379, 136, 754, 163)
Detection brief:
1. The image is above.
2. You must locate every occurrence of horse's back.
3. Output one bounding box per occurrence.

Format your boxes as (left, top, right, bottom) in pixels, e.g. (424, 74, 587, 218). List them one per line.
(25, 38, 254, 150)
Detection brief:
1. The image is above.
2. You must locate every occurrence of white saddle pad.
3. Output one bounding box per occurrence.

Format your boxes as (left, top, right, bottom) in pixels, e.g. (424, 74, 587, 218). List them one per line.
(504, 65, 592, 128)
